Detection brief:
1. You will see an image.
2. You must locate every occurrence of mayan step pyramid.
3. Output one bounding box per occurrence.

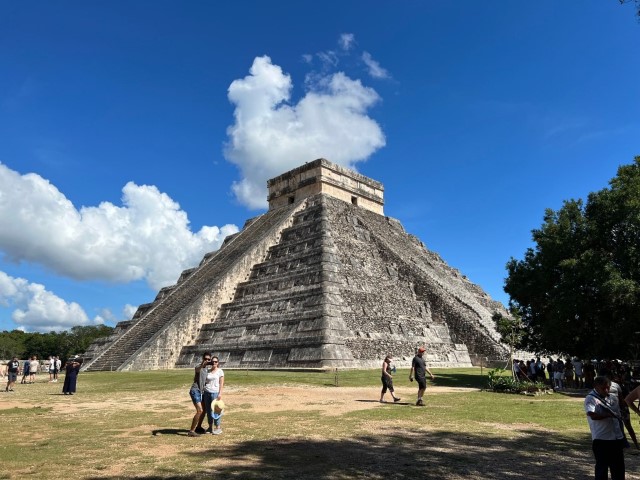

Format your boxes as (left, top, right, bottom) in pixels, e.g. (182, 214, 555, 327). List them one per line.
(82, 159, 508, 371)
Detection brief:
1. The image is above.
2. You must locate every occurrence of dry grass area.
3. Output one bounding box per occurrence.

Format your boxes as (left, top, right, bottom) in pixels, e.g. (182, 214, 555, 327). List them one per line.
(1, 371, 640, 479)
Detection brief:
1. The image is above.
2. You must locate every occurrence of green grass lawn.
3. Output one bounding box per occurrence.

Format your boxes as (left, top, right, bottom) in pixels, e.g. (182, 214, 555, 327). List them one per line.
(0, 367, 628, 480)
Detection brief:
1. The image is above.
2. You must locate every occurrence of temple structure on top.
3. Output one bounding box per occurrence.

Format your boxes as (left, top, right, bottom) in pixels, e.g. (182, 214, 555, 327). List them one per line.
(82, 159, 508, 371)
(267, 159, 385, 215)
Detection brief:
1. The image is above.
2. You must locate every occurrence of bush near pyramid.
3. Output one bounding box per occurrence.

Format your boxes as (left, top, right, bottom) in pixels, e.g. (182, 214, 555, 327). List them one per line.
(82, 159, 508, 371)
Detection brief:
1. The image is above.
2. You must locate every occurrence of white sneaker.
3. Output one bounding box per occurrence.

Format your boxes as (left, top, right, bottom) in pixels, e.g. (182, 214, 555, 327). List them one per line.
(212, 428, 222, 435)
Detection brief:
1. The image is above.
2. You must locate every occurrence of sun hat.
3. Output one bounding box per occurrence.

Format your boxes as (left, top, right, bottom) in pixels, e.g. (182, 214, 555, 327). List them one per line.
(212, 399, 225, 420)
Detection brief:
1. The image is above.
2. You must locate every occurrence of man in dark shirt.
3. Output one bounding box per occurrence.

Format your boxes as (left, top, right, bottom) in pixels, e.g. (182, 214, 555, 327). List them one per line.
(6, 357, 20, 392)
(409, 347, 435, 406)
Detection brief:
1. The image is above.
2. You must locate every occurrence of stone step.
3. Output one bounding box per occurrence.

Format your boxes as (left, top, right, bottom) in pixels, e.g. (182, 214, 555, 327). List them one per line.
(84, 203, 298, 371)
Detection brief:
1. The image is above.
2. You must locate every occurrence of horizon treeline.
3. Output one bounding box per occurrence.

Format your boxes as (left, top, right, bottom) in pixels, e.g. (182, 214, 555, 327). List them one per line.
(0, 325, 114, 362)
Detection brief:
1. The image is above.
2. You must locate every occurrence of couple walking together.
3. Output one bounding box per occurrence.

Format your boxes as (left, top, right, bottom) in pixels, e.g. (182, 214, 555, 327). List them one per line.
(380, 347, 435, 406)
(188, 352, 224, 437)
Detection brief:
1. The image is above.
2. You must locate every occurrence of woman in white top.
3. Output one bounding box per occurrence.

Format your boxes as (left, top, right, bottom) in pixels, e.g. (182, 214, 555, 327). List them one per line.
(203, 356, 224, 435)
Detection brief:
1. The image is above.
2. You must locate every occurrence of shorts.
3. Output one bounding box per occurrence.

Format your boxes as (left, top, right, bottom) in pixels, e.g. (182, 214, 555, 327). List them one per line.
(381, 376, 394, 394)
(416, 377, 427, 390)
(189, 387, 203, 404)
(8, 372, 17, 382)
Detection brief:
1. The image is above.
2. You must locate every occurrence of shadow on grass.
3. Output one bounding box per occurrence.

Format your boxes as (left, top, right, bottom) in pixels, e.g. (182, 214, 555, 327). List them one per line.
(431, 371, 487, 389)
(85, 429, 627, 480)
(555, 389, 589, 398)
(355, 399, 412, 405)
(152, 428, 192, 437)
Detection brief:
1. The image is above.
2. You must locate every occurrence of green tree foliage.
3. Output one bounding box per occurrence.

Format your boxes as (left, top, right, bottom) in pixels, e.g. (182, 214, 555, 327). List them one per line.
(0, 325, 113, 360)
(505, 157, 640, 358)
(619, 0, 640, 19)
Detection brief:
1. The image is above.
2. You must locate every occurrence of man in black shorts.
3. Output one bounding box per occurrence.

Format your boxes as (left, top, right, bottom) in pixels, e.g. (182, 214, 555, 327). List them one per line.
(409, 347, 435, 406)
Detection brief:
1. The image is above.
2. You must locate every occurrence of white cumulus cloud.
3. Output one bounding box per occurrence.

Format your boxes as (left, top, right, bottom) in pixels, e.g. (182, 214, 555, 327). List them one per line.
(0, 271, 102, 332)
(0, 163, 239, 290)
(123, 304, 138, 320)
(224, 55, 386, 209)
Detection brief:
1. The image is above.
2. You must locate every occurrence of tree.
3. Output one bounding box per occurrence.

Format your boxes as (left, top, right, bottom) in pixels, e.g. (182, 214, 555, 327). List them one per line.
(0, 325, 113, 360)
(505, 157, 640, 359)
(619, 0, 640, 20)
(492, 308, 525, 378)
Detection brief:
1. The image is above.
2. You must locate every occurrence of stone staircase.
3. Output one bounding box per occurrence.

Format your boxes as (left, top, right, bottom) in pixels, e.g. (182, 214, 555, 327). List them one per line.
(82, 203, 298, 371)
(175, 197, 349, 368)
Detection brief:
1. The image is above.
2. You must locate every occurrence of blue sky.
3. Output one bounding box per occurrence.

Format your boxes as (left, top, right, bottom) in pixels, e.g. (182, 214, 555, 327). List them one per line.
(0, 2, 638, 332)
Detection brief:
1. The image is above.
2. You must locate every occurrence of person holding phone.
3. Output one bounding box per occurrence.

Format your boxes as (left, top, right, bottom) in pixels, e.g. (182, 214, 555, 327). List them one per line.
(187, 352, 211, 437)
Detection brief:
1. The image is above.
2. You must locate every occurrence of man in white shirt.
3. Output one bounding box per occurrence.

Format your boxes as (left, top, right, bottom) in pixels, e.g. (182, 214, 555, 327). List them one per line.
(584, 376, 625, 480)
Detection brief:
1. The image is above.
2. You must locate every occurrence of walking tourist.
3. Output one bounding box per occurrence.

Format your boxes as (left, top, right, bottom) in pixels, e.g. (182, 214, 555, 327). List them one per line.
(584, 376, 625, 480)
(409, 346, 434, 406)
(379, 354, 401, 403)
(188, 352, 211, 437)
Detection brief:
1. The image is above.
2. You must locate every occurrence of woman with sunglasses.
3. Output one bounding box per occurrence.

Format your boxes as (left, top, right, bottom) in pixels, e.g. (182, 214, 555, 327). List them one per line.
(188, 352, 212, 437)
(203, 356, 225, 435)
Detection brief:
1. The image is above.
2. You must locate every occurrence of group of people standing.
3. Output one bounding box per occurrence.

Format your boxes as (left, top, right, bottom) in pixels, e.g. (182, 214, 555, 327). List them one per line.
(3, 355, 82, 395)
(19, 356, 43, 384)
(513, 356, 636, 392)
(380, 346, 435, 406)
(188, 352, 225, 437)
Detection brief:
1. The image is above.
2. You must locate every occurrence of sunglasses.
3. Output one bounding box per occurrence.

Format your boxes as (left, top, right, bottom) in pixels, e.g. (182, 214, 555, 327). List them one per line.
(211, 360, 219, 363)
(204, 358, 211, 361)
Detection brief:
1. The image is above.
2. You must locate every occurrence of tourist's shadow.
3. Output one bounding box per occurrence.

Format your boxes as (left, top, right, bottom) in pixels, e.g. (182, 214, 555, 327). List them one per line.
(152, 428, 191, 436)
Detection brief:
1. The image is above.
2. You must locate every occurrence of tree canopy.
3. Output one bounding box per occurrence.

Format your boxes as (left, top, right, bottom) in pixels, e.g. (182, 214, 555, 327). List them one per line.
(505, 157, 640, 359)
(0, 325, 113, 361)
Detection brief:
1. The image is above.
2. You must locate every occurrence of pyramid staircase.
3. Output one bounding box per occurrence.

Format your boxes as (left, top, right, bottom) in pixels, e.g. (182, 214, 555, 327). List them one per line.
(82, 201, 302, 371)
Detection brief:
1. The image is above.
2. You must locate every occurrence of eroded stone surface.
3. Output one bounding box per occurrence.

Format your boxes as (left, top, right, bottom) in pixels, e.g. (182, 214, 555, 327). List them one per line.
(83, 160, 508, 371)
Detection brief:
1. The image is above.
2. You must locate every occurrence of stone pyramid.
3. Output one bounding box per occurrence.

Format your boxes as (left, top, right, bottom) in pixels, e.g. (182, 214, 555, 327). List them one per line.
(83, 159, 508, 371)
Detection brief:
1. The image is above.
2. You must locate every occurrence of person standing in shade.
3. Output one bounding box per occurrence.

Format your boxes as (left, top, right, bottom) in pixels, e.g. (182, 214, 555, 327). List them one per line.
(409, 347, 435, 406)
(203, 356, 224, 435)
(62, 356, 82, 395)
(585, 376, 625, 480)
(379, 354, 401, 403)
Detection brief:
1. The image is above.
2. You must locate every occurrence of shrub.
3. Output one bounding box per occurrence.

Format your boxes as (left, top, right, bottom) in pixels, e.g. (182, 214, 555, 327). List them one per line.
(487, 368, 549, 394)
